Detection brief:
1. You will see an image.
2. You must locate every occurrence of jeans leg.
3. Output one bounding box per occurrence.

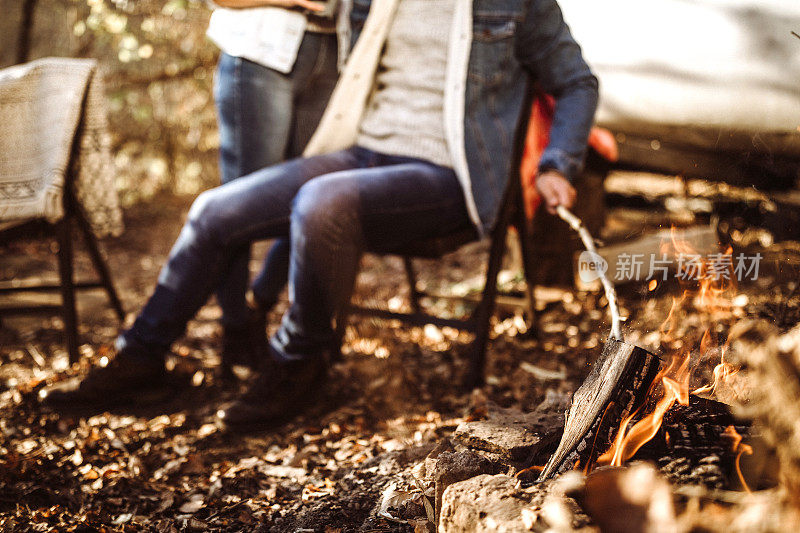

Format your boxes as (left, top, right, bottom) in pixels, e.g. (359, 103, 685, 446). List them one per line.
(117, 150, 360, 359)
(271, 152, 474, 362)
(287, 32, 339, 157)
(249, 32, 339, 311)
(213, 53, 296, 328)
(250, 238, 290, 309)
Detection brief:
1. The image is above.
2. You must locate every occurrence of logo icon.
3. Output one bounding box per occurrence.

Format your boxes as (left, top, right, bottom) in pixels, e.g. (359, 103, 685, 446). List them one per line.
(578, 251, 608, 283)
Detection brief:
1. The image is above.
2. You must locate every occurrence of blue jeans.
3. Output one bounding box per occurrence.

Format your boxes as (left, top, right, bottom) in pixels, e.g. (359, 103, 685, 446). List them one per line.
(213, 31, 338, 328)
(118, 147, 473, 362)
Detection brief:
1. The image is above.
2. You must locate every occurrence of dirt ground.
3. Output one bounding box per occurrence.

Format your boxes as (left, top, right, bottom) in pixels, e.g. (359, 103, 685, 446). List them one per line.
(1, 191, 798, 531)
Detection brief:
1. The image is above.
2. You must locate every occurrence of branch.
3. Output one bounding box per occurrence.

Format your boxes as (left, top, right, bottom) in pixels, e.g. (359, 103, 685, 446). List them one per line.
(556, 205, 623, 341)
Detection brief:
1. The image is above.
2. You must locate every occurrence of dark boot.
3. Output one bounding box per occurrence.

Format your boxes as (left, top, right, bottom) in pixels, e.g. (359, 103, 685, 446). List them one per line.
(216, 353, 328, 428)
(40, 352, 168, 408)
(220, 298, 268, 373)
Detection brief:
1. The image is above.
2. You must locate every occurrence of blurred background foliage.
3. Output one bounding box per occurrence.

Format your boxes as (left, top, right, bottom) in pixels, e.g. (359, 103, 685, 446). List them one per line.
(1, 0, 221, 205)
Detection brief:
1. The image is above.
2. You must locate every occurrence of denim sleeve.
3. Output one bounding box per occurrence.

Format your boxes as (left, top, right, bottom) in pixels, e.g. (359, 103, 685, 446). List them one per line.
(513, 0, 599, 182)
(349, 0, 372, 48)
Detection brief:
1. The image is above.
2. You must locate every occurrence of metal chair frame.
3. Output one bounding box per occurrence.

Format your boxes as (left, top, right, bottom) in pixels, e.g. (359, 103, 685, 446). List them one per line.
(342, 174, 537, 388)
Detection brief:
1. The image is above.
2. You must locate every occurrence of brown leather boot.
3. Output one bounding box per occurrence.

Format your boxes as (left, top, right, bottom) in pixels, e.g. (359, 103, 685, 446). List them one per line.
(216, 353, 327, 428)
(40, 353, 169, 409)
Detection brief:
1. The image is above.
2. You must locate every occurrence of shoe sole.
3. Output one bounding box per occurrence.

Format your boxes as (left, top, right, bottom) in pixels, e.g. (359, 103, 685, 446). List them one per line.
(42, 380, 178, 413)
(219, 378, 328, 433)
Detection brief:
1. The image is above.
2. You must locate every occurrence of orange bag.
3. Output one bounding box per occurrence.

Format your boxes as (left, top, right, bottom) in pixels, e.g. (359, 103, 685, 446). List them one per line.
(520, 93, 618, 220)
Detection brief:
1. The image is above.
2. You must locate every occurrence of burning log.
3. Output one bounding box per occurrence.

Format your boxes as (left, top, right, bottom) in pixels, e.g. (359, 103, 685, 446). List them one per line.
(538, 208, 661, 480)
(640, 396, 751, 490)
(538, 340, 661, 480)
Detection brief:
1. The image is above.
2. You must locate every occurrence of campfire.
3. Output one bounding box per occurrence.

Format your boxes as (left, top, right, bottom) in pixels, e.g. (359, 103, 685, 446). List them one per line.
(594, 237, 747, 473)
(538, 220, 756, 483)
(418, 211, 800, 532)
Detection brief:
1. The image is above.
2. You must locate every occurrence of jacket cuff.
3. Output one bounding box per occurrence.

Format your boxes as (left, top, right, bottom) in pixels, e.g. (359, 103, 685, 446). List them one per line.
(538, 147, 583, 183)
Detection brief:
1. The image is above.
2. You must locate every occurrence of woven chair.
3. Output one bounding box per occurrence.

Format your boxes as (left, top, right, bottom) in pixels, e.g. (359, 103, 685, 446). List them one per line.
(0, 58, 125, 364)
(0, 187, 125, 364)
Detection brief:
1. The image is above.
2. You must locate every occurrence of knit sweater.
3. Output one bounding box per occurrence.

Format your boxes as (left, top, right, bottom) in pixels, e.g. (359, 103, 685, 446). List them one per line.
(356, 0, 455, 168)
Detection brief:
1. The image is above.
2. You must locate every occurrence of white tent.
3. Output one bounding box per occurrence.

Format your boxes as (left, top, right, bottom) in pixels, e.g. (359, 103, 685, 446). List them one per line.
(560, 0, 800, 157)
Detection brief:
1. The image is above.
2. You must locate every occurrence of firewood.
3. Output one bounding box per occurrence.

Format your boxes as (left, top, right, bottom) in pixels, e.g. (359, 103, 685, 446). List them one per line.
(642, 397, 751, 490)
(538, 340, 661, 480)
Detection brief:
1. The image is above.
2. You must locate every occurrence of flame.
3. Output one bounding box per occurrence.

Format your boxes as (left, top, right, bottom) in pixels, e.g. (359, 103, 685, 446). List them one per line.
(596, 350, 691, 467)
(514, 464, 544, 479)
(659, 294, 685, 343)
(722, 425, 753, 493)
(592, 229, 744, 472)
(692, 341, 739, 396)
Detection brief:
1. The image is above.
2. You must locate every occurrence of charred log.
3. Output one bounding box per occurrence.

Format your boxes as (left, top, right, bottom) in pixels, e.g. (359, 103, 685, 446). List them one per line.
(537, 340, 661, 481)
(636, 397, 751, 489)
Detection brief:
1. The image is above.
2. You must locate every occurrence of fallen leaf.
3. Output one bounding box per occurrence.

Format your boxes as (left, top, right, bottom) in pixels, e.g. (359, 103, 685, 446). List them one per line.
(378, 483, 416, 521)
(179, 495, 205, 514)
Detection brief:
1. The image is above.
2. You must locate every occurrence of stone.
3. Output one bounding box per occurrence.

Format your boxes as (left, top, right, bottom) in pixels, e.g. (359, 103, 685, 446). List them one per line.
(452, 401, 566, 464)
(439, 473, 598, 533)
(438, 474, 534, 532)
(434, 450, 496, 522)
(424, 438, 455, 480)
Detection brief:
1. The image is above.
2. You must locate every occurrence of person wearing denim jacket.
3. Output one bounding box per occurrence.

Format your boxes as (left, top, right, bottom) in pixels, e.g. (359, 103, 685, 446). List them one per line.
(312, 0, 598, 229)
(42, 0, 598, 424)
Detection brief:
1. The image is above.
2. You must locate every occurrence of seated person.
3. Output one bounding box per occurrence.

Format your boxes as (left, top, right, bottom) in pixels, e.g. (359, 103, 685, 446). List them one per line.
(42, 0, 598, 427)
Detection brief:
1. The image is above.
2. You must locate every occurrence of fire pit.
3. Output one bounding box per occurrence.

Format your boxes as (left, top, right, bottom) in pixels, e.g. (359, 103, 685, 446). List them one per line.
(430, 212, 800, 532)
(536, 208, 758, 488)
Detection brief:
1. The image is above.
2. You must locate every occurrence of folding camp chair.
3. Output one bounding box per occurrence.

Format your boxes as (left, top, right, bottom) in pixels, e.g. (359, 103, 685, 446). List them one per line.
(339, 89, 615, 388)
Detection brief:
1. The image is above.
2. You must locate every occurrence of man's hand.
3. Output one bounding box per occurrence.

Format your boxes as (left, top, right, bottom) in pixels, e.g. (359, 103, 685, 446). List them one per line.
(213, 0, 325, 10)
(535, 170, 576, 214)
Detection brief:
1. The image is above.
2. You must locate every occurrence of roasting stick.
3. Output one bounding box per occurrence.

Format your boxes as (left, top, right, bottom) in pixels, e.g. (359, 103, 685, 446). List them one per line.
(535, 208, 657, 482)
(556, 205, 623, 341)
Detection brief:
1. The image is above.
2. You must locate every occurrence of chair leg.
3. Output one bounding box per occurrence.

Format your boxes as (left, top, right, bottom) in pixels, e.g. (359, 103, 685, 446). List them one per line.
(73, 201, 125, 320)
(465, 226, 509, 388)
(403, 256, 422, 314)
(56, 217, 80, 365)
(515, 219, 539, 336)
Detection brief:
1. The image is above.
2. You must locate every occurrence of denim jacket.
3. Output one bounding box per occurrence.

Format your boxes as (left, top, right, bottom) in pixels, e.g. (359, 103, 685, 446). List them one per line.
(305, 0, 598, 235)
